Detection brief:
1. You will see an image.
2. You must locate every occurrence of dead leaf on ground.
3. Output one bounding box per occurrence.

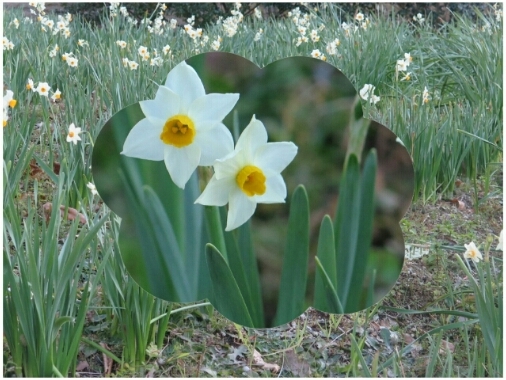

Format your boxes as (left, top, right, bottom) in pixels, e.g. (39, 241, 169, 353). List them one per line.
(252, 349, 280, 373)
(448, 198, 466, 210)
(76, 361, 89, 371)
(283, 349, 310, 376)
(53, 161, 60, 175)
(100, 342, 113, 376)
(29, 159, 43, 178)
(439, 340, 455, 354)
(42, 202, 87, 224)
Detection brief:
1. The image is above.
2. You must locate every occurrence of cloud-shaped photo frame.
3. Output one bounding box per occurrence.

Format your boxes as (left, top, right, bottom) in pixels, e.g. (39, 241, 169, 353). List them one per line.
(92, 52, 414, 328)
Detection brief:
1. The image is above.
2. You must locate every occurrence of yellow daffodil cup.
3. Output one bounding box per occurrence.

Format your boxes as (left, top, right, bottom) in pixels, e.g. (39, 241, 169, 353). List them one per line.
(92, 53, 414, 328)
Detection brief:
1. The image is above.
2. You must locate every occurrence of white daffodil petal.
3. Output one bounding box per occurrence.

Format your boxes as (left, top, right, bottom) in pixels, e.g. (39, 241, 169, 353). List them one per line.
(164, 144, 201, 189)
(254, 142, 298, 173)
(164, 61, 205, 112)
(121, 118, 165, 160)
(235, 115, 268, 156)
(195, 175, 234, 206)
(141, 86, 181, 121)
(188, 93, 240, 129)
(226, 189, 257, 231)
(255, 174, 287, 203)
(195, 123, 234, 166)
(213, 151, 243, 180)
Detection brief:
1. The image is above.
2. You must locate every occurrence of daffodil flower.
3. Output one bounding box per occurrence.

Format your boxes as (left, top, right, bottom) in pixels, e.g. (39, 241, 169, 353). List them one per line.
(464, 242, 482, 263)
(67, 123, 82, 144)
(195, 115, 298, 231)
(35, 82, 50, 97)
(121, 61, 239, 189)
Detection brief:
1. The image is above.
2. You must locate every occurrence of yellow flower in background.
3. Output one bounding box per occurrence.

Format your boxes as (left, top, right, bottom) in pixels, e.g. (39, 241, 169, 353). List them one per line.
(464, 242, 482, 263)
(195, 115, 298, 231)
(67, 123, 82, 145)
(121, 61, 239, 189)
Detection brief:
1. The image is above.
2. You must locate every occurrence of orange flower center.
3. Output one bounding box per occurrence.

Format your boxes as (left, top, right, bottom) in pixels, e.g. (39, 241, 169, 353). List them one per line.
(160, 114, 195, 148)
(236, 165, 266, 197)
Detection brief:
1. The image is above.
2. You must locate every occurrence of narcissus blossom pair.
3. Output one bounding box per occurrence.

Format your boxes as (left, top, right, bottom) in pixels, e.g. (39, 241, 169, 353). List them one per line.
(121, 61, 298, 230)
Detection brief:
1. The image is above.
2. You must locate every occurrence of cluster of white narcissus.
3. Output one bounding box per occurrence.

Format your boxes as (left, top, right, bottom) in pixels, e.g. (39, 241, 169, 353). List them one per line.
(121, 61, 298, 231)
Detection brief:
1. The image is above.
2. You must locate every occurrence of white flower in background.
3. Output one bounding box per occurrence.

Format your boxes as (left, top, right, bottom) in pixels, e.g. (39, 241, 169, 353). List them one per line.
(49, 44, 59, 57)
(404, 52, 413, 64)
(150, 56, 163, 66)
(26, 78, 34, 91)
(78, 39, 89, 47)
(254, 28, 263, 41)
(121, 61, 239, 189)
(138, 45, 148, 56)
(10, 18, 20, 29)
(496, 230, 503, 251)
(3, 90, 17, 127)
(116, 40, 127, 48)
(355, 12, 365, 22)
(162, 44, 171, 55)
(464, 242, 482, 263)
(413, 13, 425, 23)
(359, 84, 380, 104)
(87, 182, 98, 196)
(310, 29, 320, 42)
(195, 115, 298, 231)
(211, 37, 222, 51)
(35, 82, 51, 97)
(122, 57, 129, 67)
(51, 88, 61, 101)
(169, 19, 177, 29)
(326, 42, 337, 55)
(396, 59, 408, 72)
(67, 57, 78, 68)
(128, 60, 139, 70)
(311, 49, 322, 59)
(254, 7, 262, 19)
(422, 86, 430, 104)
(67, 123, 82, 145)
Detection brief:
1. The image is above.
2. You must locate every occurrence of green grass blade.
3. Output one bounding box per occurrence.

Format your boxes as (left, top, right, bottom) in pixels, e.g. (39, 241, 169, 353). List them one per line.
(274, 185, 310, 327)
(205, 244, 254, 327)
(334, 154, 361, 310)
(314, 256, 343, 314)
(314, 215, 337, 311)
